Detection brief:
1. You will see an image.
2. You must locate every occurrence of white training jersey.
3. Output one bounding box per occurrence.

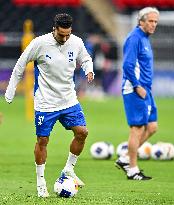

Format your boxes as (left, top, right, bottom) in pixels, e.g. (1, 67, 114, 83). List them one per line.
(5, 33, 93, 112)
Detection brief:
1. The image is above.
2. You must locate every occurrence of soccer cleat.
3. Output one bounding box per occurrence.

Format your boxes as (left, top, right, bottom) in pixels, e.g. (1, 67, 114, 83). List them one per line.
(115, 159, 130, 173)
(37, 184, 49, 198)
(127, 171, 152, 180)
(60, 169, 85, 188)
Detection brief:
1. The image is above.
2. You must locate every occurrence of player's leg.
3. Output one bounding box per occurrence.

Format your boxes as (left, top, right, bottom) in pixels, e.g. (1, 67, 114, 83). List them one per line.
(127, 91, 156, 180)
(34, 111, 58, 197)
(130, 123, 157, 167)
(128, 102, 158, 179)
(140, 121, 158, 146)
(63, 126, 88, 171)
(116, 127, 142, 173)
(70, 126, 88, 156)
(126, 125, 152, 180)
(128, 125, 145, 168)
(35, 136, 49, 165)
(140, 94, 158, 146)
(116, 92, 152, 179)
(116, 92, 145, 172)
(60, 126, 88, 187)
(116, 124, 152, 180)
(34, 136, 49, 197)
(58, 103, 87, 187)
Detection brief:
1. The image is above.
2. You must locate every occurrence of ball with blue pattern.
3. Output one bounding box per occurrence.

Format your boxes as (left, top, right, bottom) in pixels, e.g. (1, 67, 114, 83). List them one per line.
(54, 175, 78, 198)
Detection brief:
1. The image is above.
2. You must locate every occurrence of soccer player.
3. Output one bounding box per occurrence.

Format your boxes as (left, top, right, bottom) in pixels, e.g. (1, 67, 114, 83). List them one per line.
(115, 7, 159, 180)
(5, 13, 94, 197)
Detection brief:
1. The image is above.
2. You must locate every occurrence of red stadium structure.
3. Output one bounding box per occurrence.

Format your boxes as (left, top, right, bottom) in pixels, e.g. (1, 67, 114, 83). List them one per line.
(13, 0, 81, 6)
(112, 0, 174, 11)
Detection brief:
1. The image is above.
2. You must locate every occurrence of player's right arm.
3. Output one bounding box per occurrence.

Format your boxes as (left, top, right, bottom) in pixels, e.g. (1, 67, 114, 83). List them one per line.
(123, 35, 146, 98)
(123, 35, 140, 88)
(5, 39, 38, 103)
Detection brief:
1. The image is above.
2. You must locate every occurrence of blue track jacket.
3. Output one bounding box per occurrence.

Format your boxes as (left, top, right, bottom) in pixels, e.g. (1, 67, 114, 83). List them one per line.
(122, 26, 153, 94)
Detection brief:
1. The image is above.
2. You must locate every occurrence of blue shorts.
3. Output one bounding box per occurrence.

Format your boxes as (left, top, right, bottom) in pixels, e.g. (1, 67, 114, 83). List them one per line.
(123, 90, 157, 126)
(35, 103, 86, 137)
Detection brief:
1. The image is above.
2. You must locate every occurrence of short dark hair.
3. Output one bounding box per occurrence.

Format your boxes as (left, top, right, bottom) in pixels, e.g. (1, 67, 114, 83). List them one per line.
(54, 13, 73, 29)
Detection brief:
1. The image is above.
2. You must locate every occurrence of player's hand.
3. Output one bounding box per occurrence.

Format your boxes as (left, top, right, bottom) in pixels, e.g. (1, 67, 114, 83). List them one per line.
(135, 86, 146, 99)
(5, 95, 12, 104)
(87, 72, 94, 83)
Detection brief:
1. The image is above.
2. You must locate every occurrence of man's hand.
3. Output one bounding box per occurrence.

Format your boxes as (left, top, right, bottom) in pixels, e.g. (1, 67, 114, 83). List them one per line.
(5, 95, 13, 104)
(87, 72, 94, 83)
(135, 86, 146, 99)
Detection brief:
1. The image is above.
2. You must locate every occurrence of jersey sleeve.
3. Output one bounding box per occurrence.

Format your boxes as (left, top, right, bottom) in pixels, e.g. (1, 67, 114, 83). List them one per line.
(123, 35, 140, 88)
(5, 38, 38, 103)
(77, 38, 94, 76)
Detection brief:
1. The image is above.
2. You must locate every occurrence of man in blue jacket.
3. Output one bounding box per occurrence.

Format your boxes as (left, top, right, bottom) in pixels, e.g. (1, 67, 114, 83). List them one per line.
(115, 7, 159, 180)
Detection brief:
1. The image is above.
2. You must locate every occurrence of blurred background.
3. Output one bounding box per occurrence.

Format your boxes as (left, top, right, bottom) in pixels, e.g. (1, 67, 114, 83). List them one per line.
(0, 2, 174, 203)
(0, 0, 174, 100)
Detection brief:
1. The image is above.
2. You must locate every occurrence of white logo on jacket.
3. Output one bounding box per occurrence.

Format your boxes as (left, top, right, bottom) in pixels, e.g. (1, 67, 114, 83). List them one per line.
(68, 51, 74, 62)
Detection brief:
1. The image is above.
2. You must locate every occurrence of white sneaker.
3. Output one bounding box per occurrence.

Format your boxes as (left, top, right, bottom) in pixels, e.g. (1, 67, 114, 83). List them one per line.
(61, 169, 85, 188)
(37, 184, 49, 198)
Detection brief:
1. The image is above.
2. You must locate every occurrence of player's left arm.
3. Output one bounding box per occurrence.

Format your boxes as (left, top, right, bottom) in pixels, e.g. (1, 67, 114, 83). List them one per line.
(77, 39, 94, 83)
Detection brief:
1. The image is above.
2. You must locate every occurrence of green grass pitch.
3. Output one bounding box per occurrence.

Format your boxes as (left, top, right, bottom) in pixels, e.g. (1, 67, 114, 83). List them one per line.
(0, 96, 174, 205)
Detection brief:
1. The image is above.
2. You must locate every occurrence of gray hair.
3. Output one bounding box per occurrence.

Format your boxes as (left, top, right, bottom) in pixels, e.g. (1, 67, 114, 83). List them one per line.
(138, 7, 159, 24)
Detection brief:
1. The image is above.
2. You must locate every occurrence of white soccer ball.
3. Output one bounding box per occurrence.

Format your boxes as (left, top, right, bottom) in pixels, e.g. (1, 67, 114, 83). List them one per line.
(165, 143, 174, 159)
(90, 141, 114, 159)
(138, 142, 152, 159)
(116, 141, 128, 157)
(54, 176, 78, 198)
(151, 143, 168, 160)
(155, 142, 174, 160)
